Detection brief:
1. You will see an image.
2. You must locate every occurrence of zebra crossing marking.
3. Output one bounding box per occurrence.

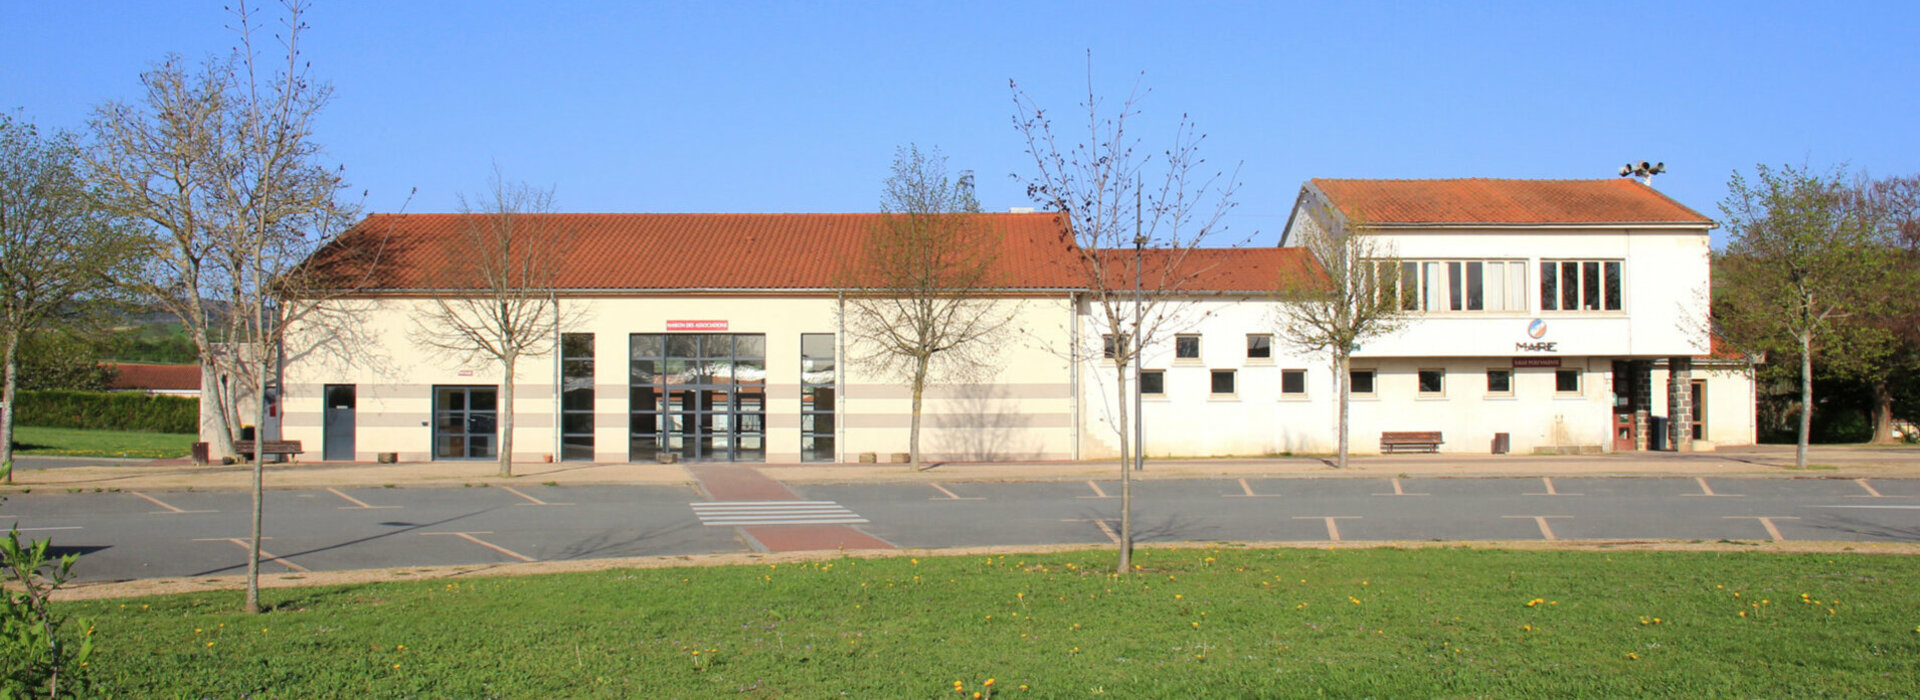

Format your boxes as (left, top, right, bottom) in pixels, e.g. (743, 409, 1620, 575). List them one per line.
(691, 500, 869, 526)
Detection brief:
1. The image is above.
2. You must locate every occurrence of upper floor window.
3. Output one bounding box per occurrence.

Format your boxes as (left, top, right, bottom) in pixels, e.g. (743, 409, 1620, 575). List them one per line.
(1246, 334, 1272, 360)
(1378, 260, 1528, 313)
(1175, 334, 1201, 360)
(1540, 260, 1623, 312)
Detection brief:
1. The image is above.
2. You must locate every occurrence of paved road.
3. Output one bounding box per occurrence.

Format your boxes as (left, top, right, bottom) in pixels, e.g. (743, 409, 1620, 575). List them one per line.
(4, 476, 1917, 582)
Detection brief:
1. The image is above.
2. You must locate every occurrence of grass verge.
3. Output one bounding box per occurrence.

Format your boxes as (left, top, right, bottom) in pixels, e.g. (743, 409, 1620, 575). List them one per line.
(10, 425, 194, 459)
(63, 546, 1920, 696)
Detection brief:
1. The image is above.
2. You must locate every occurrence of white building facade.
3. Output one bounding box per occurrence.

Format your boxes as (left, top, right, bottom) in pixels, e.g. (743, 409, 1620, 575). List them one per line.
(259, 179, 1754, 464)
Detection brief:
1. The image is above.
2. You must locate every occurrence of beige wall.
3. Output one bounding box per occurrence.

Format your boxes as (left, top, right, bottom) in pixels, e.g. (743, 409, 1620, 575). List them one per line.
(278, 294, 1074, 463)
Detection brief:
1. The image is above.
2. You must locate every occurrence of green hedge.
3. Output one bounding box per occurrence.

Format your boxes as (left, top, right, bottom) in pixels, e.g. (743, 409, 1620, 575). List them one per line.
(10, 390, 197, 434)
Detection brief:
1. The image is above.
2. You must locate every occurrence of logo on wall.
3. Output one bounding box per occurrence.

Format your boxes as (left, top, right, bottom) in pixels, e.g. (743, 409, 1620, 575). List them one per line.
(1516, 319, 1557, 352)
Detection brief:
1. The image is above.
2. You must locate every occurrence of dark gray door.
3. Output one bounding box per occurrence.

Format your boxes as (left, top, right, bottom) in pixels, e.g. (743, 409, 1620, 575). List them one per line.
(323, 384, 356, 461)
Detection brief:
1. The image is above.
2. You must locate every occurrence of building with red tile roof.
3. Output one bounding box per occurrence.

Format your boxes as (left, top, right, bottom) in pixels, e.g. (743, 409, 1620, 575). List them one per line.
(258, 178, 1751, 467)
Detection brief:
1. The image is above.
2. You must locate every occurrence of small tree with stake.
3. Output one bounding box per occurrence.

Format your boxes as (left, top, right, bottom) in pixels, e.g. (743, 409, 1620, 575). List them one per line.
(838, 145, 1017, 470)
(410, 172, 574, 478)
(1272, 201, 1409, 469)
(1013, 67, 1242, 574)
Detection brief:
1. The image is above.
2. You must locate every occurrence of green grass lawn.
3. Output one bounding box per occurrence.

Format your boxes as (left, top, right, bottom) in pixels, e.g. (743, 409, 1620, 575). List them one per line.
(59, 547, 1920, 696)
(9, 425, 195, 459)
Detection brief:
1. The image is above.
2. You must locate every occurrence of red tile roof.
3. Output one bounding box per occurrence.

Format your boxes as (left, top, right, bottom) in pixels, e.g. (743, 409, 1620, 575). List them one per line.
(1310, 178, 1713, 226)
(1092, 247, 1323, 293)
(316, 213, 1084, 291)
(105, 363, 200, 392)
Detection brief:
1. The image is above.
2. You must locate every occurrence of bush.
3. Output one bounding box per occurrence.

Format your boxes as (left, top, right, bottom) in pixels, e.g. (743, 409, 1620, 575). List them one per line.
(11, 390, 196, 434)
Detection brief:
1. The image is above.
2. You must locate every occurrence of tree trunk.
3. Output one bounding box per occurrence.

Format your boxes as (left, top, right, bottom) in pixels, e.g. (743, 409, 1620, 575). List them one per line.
(1, 332, 19, 484)
(1114, 358, 1133, 575)
(1336, 353, 1351, 470)
(500, 356, 516, 478)
(245, 339, 268, 614)
(1797, 330, 1812, 469)
(1869, 378, 1897, 445)
(909, 356, 927, 470)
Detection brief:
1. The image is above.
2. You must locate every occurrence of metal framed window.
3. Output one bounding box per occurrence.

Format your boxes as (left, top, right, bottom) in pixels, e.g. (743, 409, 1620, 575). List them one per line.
(560, 333, 594, 461)
(801, 333, 836, 462)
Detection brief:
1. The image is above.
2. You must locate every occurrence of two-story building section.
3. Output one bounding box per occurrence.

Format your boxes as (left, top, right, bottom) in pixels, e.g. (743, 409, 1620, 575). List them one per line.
(247, 178, 1752, 465)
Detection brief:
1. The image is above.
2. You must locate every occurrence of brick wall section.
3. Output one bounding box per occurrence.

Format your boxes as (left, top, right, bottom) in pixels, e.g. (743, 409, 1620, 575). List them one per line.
(1667, 356, 1693, 452)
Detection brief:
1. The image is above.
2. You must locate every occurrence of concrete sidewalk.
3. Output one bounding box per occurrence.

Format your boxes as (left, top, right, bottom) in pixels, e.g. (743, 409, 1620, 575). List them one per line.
(6, 443, 1917, 493)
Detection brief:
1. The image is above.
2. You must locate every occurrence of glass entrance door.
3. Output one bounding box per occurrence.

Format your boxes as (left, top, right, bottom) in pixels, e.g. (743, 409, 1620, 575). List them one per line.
(630, 333, 765, 462)
(434, 386, 497, 459)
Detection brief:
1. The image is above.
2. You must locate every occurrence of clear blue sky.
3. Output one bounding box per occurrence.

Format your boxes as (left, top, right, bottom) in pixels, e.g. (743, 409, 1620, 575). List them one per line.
(6, 1, 1918, 247)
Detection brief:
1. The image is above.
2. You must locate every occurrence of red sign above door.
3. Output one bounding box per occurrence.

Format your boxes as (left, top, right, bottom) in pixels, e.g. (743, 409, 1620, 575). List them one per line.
(667, 320, 728, 331)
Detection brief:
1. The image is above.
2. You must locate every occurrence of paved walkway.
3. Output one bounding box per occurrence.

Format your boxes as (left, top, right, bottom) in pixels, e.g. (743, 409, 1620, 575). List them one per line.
(685, 464, 894, 552)
(5, 444, 1917, 494)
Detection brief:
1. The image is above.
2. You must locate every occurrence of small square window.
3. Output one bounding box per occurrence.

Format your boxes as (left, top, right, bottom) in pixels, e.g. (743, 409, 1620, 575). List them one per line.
(1102, 334, 1116, 359)
(1556, 369, 1582, 393)
(1140, 370, 1165, 396)
(1210, 369, 1236, 395)
(1281, 369, 1306, 395)
(1418, 369, 1445, 395)
(1176, 335, 1201, 360)
(1350, 369, 1376, 395)
(1487, 369, 1513, 394)
(1246, 334, 1272, 359)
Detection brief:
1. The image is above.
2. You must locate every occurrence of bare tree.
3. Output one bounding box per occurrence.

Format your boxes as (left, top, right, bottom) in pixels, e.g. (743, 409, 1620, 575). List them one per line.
(410, 172, 573, 478)
(0, 115, 140, 483)
(839, 145, 1017, 470)
(1013, 69, 1242, 574)
(1716, 164, 1887, 468)
(84, 0, 360, 614)
(1273, 203, 1409, 469)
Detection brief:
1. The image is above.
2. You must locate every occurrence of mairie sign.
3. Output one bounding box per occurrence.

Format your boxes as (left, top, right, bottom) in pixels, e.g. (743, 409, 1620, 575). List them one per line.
(667, 320, 728, 331)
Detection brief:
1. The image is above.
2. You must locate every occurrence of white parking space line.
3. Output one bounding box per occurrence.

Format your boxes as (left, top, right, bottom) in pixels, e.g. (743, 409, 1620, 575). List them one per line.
(1848, 479, 1892, 498)
(1724, 516, 1798, 542)
(13, 526, 84, 532)
(194, 537, 308, 572)
(1525, 478, 1582, 496)
(690, 501, 869, 526)
(1808, 504, 1920, 509)
(1372, 478, 1428, 497)
(1293, 516, 1359, 542)
(133, 492, 216, 514)
(502, 486, 574, 506)
(327, 488, 399, 510)
(422, 531, 536, 562)
(1685, 477, 1742, 497)
(1503, 515, 1571, 541)
(1061, 518, 1121, 544)
(928, 483, 983, 501)
(1078, 481, 1114, 499)
(1225, 478, 1280, 498)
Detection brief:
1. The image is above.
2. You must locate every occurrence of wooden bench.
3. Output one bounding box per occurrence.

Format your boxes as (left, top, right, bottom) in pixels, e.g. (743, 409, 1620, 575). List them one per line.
(1380, 431, 1443, 454)
(233, 440, 304, 460)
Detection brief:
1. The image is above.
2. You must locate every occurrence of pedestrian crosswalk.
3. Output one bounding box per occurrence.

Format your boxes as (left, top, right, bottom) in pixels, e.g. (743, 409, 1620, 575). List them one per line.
(690, 500, 870, 526)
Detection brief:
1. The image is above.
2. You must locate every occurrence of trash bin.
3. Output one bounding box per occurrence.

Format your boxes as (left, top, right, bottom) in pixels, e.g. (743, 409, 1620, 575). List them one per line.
(1491, 433, 1510, 455)
(191, 442, 210, 465)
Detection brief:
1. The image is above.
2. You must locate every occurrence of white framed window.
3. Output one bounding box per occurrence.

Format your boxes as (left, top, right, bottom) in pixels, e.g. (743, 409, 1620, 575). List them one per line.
(1377, 259, 1528, 312)
(1486, 369, 1514, 396)
(1555, 368, 1583, 394)
(1540, 260, 1624, 312)
(1101, 334, 1130, 359)
(1280, 369, 1307, 396)
(1175, 334, 1201, 360)
(1140, 370, 1165, 396)
(1246, 334, 1272, 360)
(1417, 368, 1445, 396)
(1349, 369, 1376, 396)
(1210, 369, 1236, 395)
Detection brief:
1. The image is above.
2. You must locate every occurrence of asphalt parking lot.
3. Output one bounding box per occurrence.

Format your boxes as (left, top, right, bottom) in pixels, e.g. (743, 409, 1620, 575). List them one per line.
(5, 475, 1916, 583)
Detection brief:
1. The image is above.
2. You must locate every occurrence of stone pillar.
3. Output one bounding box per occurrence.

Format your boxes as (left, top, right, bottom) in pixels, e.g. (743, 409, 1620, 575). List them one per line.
(1667, 356, 1694, 453)
(1631, 360, 1653, 451)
